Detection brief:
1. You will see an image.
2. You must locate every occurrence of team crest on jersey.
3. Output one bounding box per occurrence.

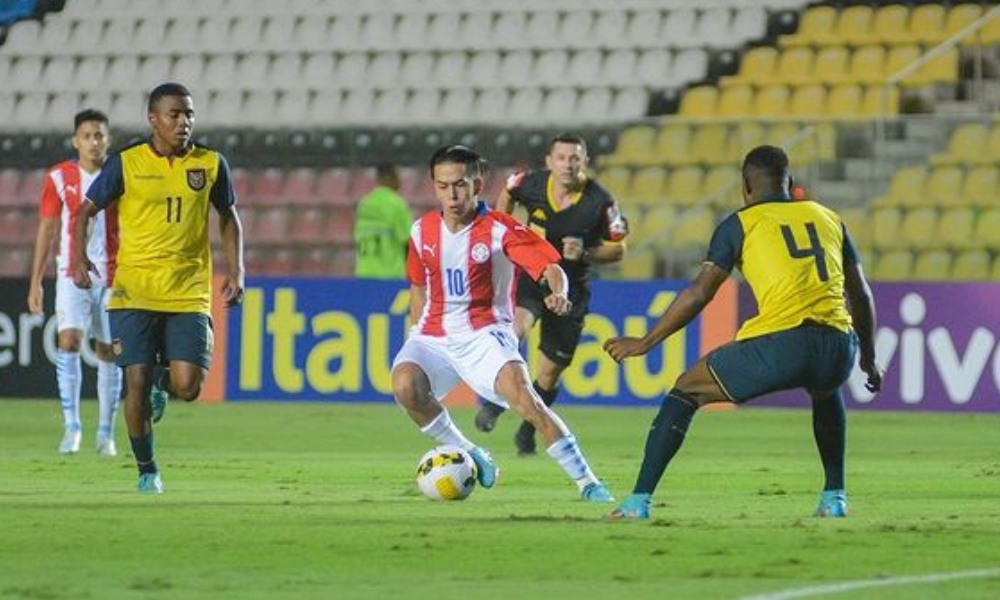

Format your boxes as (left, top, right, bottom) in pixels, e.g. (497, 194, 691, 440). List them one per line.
(111, 339, 123, 357)
(470, 242, 490, 264)
(186, 168, 207, 191)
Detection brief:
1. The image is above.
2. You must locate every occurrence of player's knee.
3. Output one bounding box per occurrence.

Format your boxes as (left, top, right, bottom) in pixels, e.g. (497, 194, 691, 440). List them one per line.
(170, 376, 203, 401)
(391, 365, 426, 407)
(57, 335, 83, 353)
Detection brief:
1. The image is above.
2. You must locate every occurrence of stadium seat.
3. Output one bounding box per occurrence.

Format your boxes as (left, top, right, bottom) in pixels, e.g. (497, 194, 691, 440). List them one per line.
(951, 250, 991, 281)
(924, 166, 964, 207)
(900, 208, 940, 250)
(689, 124, 729, 166)
(651, 122, 694, 167)
(722, 46, 777, 87)
(636, 205, 678, 250)
(662, 9, 698, 49)
(663, 166, 704, 207)
(592, 9, 628, 47)
(807, 46, 849, 85)
(577, 88, 613, 122)
(269, 53, 303, 90)
(0, 169, 21, 206)
(728, 122, 765, 162)
(603, 49, 638, 87)
(883, 45, 921, 82)
(292, 207, 328, 243)
(930, 123, 990, 166)
(0, 248, 30, 277)
(860, 85, 899, 119)
(628, 167, 668, 207)
(281, 167, 318, 205)
(325, 208, 354, 245)
(938, 207, 975, 251)
(619, 247, 656, 280)
(839, 207, 871, 256)
(598, 166, 631, 201)
(730, 6, 768, 46)
(866, 4, 910, 46)
(906, 47, 959, 87)
(678, 86, 717, 119)
(960, 165, 998, 208)
(508, 88, 544, 123)
(669, 206, 715, 251)
(872, 207, 903, 251)
(628, 9, 664, 48)
(788, 84, 826, 119)
(912, 250, 951, 280)
(845, 45, 886, 86)
(606, 125, 657, 167)
(560, 9, 594, 47)
(873, 250, 913, 281)
(753, 84, 790, 119)
(634, 48, 672, 87)
(611, 87, 649, 121)
(873, 164, 927, 207)
(701, 166, 740, 208)
(972, 208, 1000, 251)
(249, 207, 291, 244)
(695, 7, 733, 47)
(39, 57, 75, 92)
(826, 84, 862, 119)
(974, 7, 1000, 45)
(782, 6, 837, 47)
(836, 5, 874, 48)
(908, 4, 946, 45)
(717, 85, 754, 118)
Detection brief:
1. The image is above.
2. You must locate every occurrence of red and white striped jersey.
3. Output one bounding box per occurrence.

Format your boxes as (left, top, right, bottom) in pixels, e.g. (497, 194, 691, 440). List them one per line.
(39, 161, 118, 283)
(407, 202, 560, 337)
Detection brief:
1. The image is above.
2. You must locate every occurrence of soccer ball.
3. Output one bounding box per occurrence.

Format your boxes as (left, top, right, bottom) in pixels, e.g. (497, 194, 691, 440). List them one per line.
(415, 445, 478, 501)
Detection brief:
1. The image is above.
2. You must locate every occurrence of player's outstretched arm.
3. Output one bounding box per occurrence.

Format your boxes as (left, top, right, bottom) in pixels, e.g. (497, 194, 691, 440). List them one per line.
(540, 263, 571, 316)
(843, 261, 882, 393)
(69, 200, 99, 289)
(604, 263, 728, 362)
(217, 205, 245, 306)
(27, 216, 58, 314)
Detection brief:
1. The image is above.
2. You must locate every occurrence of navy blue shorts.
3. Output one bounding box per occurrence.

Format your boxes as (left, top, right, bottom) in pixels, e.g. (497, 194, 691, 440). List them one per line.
(706, 323, 858, 403)
(108, 310, 214, 369)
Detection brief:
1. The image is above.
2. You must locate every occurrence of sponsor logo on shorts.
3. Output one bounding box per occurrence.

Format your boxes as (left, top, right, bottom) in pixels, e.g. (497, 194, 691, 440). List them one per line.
(186, 168, 207, 191)
(470, 242, 490, 264)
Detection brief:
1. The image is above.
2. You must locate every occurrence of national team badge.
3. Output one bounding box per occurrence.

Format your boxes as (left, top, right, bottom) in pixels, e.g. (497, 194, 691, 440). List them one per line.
(186, 168, 207, 191)
(112, 339, 123, 357)
(470, 242, 490, 264)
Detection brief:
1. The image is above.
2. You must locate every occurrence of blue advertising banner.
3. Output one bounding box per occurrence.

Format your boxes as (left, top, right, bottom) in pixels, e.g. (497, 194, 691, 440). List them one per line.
(225, 278, 729, 405)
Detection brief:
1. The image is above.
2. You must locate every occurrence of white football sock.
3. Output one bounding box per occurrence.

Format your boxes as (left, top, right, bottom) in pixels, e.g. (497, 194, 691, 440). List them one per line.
(56, 350, 82, 431)
(546, 434, 599, 490)
(420, 410, 475, 451)
(97, 360, 122, 439)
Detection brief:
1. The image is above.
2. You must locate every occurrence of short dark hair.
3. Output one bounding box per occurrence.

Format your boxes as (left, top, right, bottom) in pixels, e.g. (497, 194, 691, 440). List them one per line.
(74, 108, 108, 131)
(742, 145, 789, 181)
(549, 133, 588, 156)
(375, 163, 397, 180)
(147, 82, 192, 112)
(428, 145, 485, 179)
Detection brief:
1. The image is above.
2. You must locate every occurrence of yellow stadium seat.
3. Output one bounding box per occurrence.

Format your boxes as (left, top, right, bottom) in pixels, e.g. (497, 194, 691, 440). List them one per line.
(924, 166, 964, 207)
(883, 45, 921, 81)
(976, 124, 1000, 165)
(827, 84, 863, 119)
(873, 164, 927, 207)
(598, 166, 632, 201)
(873, 250, 913, 281)
(860, 85, 899, 119)
(938, 207, 976, 250)
(651, 122, 693, 167)
(620, 247, 657, 280)
(900, 208, 940, 250)
(789, 85, 826, 118)
(912, 250, 952, 280)
(908, 4, 946, 45)
(906, 47, 959, 87)
(753, 85, 790, 119)
(809, 47, 849, 85)
(974, 9, 1000, 45)
(670, 206, 716, 251)
(872, 207, 904, 251)
(782, 6, 837, 47)
(605, 125, 657, 166)
(836, 5, 875, 47)
(865, 4, 910, 46)
(689, 124, 730, 166)
(810, 122, 838, 161)
(992, 254, 1000, 279)
(678, 85, 718, 118)
(961, 165, 998, 208)
(763, 122, 799, 149)
(929, 123, 990, 166)
(839, 207, 872, 256)
(664, 166, 704, 207)
(769, 47, 814, 85)
(629, 167, 668, 207)
(702, 166, 741, 208)
(973, 208, 1000, 251)
(952, 250, 990, 280)
(722, 46, 777, 87)
(728, 122, 766, 162)
(947, 3, 983, 43)
(635, 205, 678, 249)
(717, 85, 754, 118)
(848, 45, 886, 85)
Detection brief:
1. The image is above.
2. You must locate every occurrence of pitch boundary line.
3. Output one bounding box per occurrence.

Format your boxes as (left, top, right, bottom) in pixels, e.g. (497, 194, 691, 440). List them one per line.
(740, 567, 1000, 600)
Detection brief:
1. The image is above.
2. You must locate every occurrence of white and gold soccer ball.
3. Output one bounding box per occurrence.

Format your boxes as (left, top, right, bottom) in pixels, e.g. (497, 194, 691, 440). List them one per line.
(415, 445, 478, 501)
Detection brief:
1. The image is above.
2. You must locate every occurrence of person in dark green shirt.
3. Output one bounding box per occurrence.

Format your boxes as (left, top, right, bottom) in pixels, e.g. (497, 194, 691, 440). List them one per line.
(354, 164, 413, 279)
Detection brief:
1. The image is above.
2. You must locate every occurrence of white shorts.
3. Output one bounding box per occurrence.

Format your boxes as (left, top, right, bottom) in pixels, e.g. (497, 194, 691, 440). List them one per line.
(392, 324, 526, 407)
(55, 275, 112, 343)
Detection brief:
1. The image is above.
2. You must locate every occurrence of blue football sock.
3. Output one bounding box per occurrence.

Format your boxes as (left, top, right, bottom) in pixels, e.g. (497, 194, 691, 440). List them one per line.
(633, 390, 697, 495)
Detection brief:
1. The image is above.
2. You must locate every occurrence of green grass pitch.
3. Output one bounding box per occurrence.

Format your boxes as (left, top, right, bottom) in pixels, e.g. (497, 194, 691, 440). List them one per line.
(1, 399, 998, 599)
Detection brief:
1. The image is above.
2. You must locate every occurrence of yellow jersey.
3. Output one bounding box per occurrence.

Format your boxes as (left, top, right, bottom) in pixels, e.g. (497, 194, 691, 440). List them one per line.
(706, 196, 858, 341)
(86, 140, 236, 315)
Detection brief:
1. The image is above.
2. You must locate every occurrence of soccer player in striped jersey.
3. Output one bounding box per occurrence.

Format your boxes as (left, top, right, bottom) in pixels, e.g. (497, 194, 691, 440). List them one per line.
(604, 146, 882, 519)
(391, 145, 613, 503)
(28, 109, 123, 456)
(71, 83, 245, 493)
